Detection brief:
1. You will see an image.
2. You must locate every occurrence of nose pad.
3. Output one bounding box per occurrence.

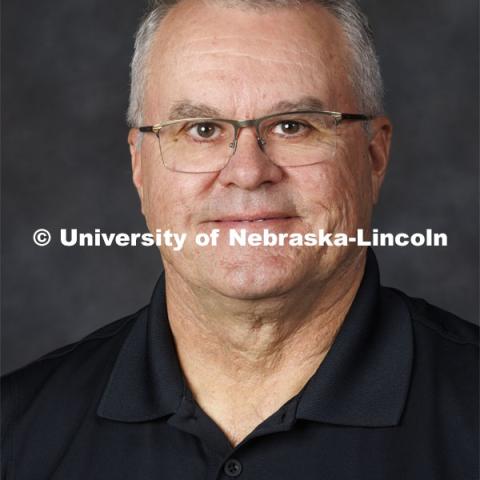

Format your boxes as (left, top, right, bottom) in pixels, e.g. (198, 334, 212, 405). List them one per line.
(257, 137, 267, 151)
(228, 126, 241, 154)
(218, 128, 284, 189)
(228, 129, 266, 158)
(228, 139, 238, 152)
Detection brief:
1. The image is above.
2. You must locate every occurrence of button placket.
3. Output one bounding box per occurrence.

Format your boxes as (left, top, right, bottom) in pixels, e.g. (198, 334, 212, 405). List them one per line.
(223, 458, 242, 477)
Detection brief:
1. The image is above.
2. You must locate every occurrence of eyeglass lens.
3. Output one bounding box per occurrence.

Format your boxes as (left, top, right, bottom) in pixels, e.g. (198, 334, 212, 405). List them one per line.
(157, 112, 338, 173)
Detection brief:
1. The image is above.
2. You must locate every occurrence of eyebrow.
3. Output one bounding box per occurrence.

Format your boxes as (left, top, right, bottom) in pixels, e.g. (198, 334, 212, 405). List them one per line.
(167, 96, 328, 120)
(269, 96, 327, 113)
(168, 102, 222, 120)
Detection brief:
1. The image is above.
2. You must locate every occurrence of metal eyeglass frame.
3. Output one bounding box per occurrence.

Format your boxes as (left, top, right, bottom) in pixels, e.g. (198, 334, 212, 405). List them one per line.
(139, 110, 374, 151)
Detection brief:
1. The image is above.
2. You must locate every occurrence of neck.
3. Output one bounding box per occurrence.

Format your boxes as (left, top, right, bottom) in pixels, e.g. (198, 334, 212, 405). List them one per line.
(163, 250, 367, 445)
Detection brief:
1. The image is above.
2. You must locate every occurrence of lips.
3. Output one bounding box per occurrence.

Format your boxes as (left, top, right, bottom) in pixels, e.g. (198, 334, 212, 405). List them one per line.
(211, 214, 296, 223)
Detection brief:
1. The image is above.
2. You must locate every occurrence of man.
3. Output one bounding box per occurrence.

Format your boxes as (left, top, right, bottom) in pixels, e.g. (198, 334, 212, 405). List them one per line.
(2, 0, 478, 479)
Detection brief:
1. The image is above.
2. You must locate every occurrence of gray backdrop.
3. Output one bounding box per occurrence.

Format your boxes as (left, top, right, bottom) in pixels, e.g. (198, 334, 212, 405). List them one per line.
(2, 0, 478, 374)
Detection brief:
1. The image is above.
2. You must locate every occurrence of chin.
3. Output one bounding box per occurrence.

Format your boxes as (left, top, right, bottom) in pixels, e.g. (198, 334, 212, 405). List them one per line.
(205, 254, 305, 300)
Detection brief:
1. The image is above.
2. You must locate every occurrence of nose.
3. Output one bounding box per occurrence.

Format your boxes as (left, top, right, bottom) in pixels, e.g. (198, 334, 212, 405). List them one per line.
(217, 128, 284, 190)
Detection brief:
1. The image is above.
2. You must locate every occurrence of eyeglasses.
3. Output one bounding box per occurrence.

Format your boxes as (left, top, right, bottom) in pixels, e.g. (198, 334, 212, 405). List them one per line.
(139, 110, 373, 173)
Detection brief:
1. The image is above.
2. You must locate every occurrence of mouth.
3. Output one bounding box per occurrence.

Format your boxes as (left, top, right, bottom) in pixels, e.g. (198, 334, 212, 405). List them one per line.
(208, 214, 299, 224)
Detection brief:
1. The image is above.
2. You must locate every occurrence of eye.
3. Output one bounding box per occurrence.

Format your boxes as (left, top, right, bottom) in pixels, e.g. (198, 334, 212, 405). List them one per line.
(186, 122, 222, 141)
(271, 120, 309, 136)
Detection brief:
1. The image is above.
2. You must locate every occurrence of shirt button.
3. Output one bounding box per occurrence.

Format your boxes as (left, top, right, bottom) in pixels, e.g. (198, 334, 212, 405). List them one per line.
(224, 458, 242, 477)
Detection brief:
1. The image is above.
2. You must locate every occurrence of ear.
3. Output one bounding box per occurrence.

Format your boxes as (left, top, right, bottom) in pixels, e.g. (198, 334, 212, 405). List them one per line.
(368, 116, 393, 205)
(128, 128, 145, 213)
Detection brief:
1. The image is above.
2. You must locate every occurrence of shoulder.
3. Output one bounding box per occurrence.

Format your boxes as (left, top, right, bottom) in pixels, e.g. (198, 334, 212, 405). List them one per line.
(1, 306, 146, 428)
(387, 287, 478, 401)
(392, 288, 478, 348)
(389, 288, 478, 442)
(2, 307, 144, 380)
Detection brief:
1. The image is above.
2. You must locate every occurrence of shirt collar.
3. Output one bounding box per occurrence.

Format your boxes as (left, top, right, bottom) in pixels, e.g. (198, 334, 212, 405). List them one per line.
(97, 248, 413, 427)
(97, 274, 185, 422)
(296, 248, 414, 427)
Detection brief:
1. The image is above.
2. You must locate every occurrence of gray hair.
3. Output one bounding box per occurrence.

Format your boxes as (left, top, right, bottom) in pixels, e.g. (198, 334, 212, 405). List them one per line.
(126, 0, 384, 127)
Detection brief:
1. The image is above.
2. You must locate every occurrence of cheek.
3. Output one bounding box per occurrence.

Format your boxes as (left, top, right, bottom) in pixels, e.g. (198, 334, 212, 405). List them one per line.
(141, 154, 215, 232)
(143, 175, 189, 230)
(293, 147, 372, 232)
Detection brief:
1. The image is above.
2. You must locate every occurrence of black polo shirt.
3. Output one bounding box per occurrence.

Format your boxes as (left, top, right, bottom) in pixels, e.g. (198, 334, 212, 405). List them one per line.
(2, 250, 478, 480)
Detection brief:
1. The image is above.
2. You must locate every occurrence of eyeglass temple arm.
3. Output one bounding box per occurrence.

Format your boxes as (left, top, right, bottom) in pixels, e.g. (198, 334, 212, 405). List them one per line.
(139, 126, 158, 133)
(339, 113, 375, 122)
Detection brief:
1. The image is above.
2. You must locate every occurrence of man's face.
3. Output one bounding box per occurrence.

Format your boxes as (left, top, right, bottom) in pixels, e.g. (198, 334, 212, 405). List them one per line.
(129, 0, 391, 299)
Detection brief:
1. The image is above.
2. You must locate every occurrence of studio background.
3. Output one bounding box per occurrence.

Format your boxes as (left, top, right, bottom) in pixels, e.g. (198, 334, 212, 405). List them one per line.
(2, 0, 478, 374)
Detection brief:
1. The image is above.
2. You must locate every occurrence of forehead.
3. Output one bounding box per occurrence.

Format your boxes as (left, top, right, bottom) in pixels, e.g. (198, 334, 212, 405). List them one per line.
(145, 0, 354, 117)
